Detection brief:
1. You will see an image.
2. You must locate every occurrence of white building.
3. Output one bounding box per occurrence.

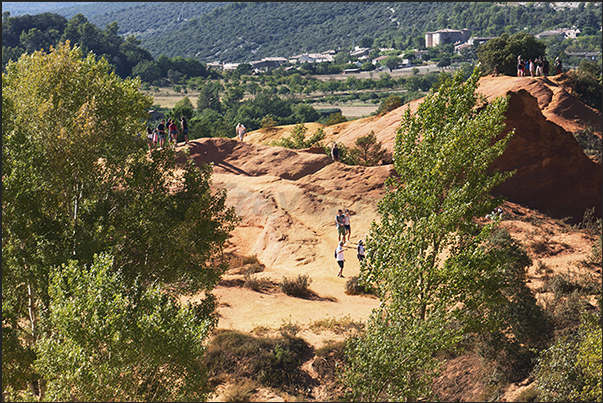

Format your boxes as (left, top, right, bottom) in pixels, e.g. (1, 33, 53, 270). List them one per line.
(425, 28, 471, 47)
(290, 53, 334, 64)
(535, 28, 581, 39)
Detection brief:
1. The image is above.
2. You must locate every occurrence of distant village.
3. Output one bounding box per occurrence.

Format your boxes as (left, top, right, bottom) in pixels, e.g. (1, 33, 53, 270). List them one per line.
(207, 27, 600, 74)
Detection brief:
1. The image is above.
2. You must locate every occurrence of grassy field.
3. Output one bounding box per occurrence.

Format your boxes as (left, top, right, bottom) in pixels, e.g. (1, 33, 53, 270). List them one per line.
(144, 89, 381, 118)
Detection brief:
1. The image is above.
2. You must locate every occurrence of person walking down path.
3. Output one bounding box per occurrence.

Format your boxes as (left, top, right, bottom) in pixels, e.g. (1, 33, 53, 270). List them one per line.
(335, 240, 346, 277)
(357, 239, 365, 263)
(331, 142, 340, 162)
(181, 116, 189, 145)
(236, 123, 246, 141)
(344, 209, 352, 241)
(336, 209, 347, 244)
(529, 59, 535, 77)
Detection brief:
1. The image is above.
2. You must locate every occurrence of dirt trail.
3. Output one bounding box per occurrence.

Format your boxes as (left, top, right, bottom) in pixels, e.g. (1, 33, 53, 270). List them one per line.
(179, 74, 601, 401)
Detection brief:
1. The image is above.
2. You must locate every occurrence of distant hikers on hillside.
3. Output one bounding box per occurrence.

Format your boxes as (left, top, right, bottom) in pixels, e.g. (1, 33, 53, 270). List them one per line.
(146, 126, 154, 151)
(518, 55, 550, 78)
(555, 57, 563, 75)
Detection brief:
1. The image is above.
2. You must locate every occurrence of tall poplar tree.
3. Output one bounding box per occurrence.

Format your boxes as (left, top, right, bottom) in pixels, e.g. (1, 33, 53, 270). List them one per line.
(343, 67, 521, 401)
(2, 42, 237, 401)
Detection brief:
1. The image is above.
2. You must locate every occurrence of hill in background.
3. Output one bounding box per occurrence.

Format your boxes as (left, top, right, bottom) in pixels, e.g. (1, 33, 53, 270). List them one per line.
(3, 2, 600, 63)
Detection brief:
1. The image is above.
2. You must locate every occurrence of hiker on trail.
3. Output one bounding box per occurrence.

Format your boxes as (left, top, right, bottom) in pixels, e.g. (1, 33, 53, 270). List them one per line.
(181, 116, 189, 145)
(357, 239, 365, 263)
(331, 142, 340, 162)
(529, 59, 535, 77)
(344, 208, 352, 241)
(146, 126, 154, 151)
(157, 119, 166, 149)
(335, 209, 346, 243)
(236, 123, 246, 141)
(168, 118, 179, 145)
(517, 56, 524, 77)
(335, 240, 345, 277)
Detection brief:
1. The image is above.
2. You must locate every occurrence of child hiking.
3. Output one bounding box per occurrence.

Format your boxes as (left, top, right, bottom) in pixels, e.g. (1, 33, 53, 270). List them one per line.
(335, 240, 345, 277)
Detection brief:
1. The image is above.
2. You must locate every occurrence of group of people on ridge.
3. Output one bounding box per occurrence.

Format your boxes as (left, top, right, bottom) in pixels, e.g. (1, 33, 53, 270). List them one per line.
(517, 55, 562, 78)
(334, 208, 365, 278)
(146, 116, 189, 151)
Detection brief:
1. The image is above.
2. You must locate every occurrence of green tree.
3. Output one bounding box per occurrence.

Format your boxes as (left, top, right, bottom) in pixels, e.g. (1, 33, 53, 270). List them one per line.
(477, 32, 546, 76)
(132, 59, 161, 83)
(292, 103, 320, 123)
(33, 254, 214, 401)
(222, 84, 245, 109)
(534, 311, 602, 402)
(348, 131, 389, 166)
(172, 95, 195, 121)
(197, 82, 222, 112)
(343, 67, 517, 401)
(375, 94, 402, 115)
(381, 55, 402, 72)
(235, 62, 253, 76)
(271, 123, 325, 149)
(19, 27, 50, 52)
(2, 42, 238, 400)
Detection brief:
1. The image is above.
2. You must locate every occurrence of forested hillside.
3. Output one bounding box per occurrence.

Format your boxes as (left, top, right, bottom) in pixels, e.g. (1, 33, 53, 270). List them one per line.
(3, 2, 601, 64)
(142, 2, 602, 62)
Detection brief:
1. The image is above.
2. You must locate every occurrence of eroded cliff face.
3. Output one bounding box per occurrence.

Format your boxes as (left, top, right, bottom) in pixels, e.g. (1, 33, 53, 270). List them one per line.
(243, 74, 601, 223)
(489, 88, 601, 223)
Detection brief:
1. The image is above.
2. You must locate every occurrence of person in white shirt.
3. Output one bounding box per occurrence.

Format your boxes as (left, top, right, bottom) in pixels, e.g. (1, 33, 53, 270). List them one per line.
(236, 123, 246, 141)
(335, 240, 345, 277)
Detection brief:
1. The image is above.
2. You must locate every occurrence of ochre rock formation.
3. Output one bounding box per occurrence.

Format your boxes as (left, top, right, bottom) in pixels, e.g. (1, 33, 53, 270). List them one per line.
(244, 74, 601, 222)
(489, 88, 601, 222)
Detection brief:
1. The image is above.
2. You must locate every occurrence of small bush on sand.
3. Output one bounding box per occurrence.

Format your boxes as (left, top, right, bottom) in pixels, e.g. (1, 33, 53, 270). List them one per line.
(243, 273, 274, 292)
(203, 330, 310, 390)
(344, 276, 376, 296)
(280, 274, 312, 297)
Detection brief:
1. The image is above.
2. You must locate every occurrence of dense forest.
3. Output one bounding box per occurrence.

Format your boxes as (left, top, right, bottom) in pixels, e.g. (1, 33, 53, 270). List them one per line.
(3, 2, 601, 64)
